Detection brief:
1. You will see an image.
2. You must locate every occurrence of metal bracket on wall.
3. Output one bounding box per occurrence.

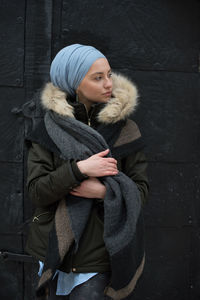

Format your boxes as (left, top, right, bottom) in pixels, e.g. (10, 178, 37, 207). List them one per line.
(0, 251, 35, 263)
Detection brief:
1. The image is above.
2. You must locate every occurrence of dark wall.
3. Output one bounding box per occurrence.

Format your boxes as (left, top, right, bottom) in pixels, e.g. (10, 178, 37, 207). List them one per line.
(0, 1, 199, 299)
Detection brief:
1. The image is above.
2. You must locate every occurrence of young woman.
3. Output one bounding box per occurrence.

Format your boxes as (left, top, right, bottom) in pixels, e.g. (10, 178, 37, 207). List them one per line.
(25, 44, 149, 300)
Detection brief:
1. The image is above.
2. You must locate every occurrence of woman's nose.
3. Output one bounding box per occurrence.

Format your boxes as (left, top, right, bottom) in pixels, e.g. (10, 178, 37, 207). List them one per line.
(104, 77, 112, 89)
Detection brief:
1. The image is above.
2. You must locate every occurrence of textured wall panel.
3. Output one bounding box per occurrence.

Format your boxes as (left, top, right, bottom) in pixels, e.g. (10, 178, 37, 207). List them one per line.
(0, 1, 25, 86)
(122, 70, 199, 163)
(61, 0, 200, 72)
(0, 262, 23, 300)
(24, 0, 52, 99)
(0, 163, 23, 299)
(0, 88, 24, 162)
(190, 228, 200, 299)
(144, 162, 199, 227)
(0, 163, 23, 235)
(132, 227, 191, 300)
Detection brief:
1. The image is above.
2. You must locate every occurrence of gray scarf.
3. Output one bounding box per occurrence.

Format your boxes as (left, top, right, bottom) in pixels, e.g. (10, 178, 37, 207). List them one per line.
(37, 110, 144, 300)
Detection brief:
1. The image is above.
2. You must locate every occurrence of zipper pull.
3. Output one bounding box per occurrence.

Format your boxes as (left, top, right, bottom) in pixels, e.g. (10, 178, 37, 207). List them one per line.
(88, 118, 91, 126)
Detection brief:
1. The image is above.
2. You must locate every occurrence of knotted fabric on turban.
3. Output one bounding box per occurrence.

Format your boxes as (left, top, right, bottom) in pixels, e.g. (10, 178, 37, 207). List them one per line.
(50, 44, 106, 96)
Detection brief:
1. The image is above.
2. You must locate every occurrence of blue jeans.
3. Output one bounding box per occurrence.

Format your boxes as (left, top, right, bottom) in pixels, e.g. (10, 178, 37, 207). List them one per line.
(48, 272, 111, 300)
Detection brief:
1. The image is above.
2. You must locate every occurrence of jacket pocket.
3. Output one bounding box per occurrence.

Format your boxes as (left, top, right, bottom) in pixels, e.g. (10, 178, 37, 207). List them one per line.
(26, 209, 55, 259)
(32, 209, 54, 238)
(32, 211, 54, 224)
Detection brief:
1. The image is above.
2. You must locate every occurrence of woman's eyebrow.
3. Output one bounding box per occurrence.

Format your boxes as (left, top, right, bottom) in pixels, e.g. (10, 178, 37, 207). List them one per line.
(90, 69, 112, 76)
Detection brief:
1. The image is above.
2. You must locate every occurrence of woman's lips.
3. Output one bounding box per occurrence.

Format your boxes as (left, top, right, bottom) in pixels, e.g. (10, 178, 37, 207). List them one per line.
(103, 91, 112, 96)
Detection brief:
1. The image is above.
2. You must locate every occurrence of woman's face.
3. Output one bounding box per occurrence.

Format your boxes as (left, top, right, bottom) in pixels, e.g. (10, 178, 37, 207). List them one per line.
(76, 58, 113, 106)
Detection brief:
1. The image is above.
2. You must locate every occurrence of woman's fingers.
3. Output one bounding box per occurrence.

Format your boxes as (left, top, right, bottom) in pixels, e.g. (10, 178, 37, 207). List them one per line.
(102, 161, 118, 172)
(106, 157, 117, 164)
(96, 150, 118, 165)
(96, 149, 109, 157)
(77, 150, 118, 177)
(99, 167, 118, 176)
(106, 168, 118, 173)
(70, 190, 79, 196)
(107, 162, 118, 168)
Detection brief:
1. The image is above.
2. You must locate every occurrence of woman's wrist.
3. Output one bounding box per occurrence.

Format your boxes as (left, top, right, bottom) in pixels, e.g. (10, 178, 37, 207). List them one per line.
(72, 161, 89, 181)
(98, 185, 106, 199)
(77, 161, 88, 176)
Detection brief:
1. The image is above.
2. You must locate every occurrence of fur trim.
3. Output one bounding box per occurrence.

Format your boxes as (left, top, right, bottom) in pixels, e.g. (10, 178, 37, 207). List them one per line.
(41, 83, 74, 118)
(41, 73, 138, 124)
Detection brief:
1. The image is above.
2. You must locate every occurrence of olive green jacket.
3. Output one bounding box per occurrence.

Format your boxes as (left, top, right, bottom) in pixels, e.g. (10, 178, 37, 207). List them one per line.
(25, 72, 149, 273)
(26, 142, 149, 272)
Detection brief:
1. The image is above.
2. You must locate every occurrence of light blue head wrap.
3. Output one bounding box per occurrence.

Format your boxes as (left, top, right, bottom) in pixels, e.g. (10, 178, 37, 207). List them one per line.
(50, 44, 106, 96)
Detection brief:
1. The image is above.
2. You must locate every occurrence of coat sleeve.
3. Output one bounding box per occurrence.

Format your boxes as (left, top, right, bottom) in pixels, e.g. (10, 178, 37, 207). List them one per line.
(27, 142, 88, 207)
(121, 151, 149, 205)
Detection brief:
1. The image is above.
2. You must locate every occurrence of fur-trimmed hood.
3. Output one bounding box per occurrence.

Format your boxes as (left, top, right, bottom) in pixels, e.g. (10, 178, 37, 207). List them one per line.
(41, 73, 139, 124)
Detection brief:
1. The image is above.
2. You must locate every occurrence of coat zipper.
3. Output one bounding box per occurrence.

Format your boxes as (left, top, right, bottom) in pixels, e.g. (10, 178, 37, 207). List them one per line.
(83, 104, 94, 126)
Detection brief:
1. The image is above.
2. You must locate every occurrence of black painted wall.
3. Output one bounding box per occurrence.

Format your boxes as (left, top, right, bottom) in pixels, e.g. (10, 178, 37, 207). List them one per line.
(0, 1, 199, 299)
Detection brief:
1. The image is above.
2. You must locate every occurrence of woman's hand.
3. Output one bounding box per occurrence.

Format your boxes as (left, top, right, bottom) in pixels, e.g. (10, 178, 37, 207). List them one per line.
(77, 149, 118, 177)
(69, 177, 106, 199)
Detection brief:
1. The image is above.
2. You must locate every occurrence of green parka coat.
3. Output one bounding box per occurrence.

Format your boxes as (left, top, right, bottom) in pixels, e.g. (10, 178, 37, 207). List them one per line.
(25, 72, 149, 274)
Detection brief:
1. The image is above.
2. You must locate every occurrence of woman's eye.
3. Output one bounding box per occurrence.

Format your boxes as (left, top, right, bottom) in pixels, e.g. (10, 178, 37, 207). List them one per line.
(108, 73, 112, 78)
(95, 76, 102, 81)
